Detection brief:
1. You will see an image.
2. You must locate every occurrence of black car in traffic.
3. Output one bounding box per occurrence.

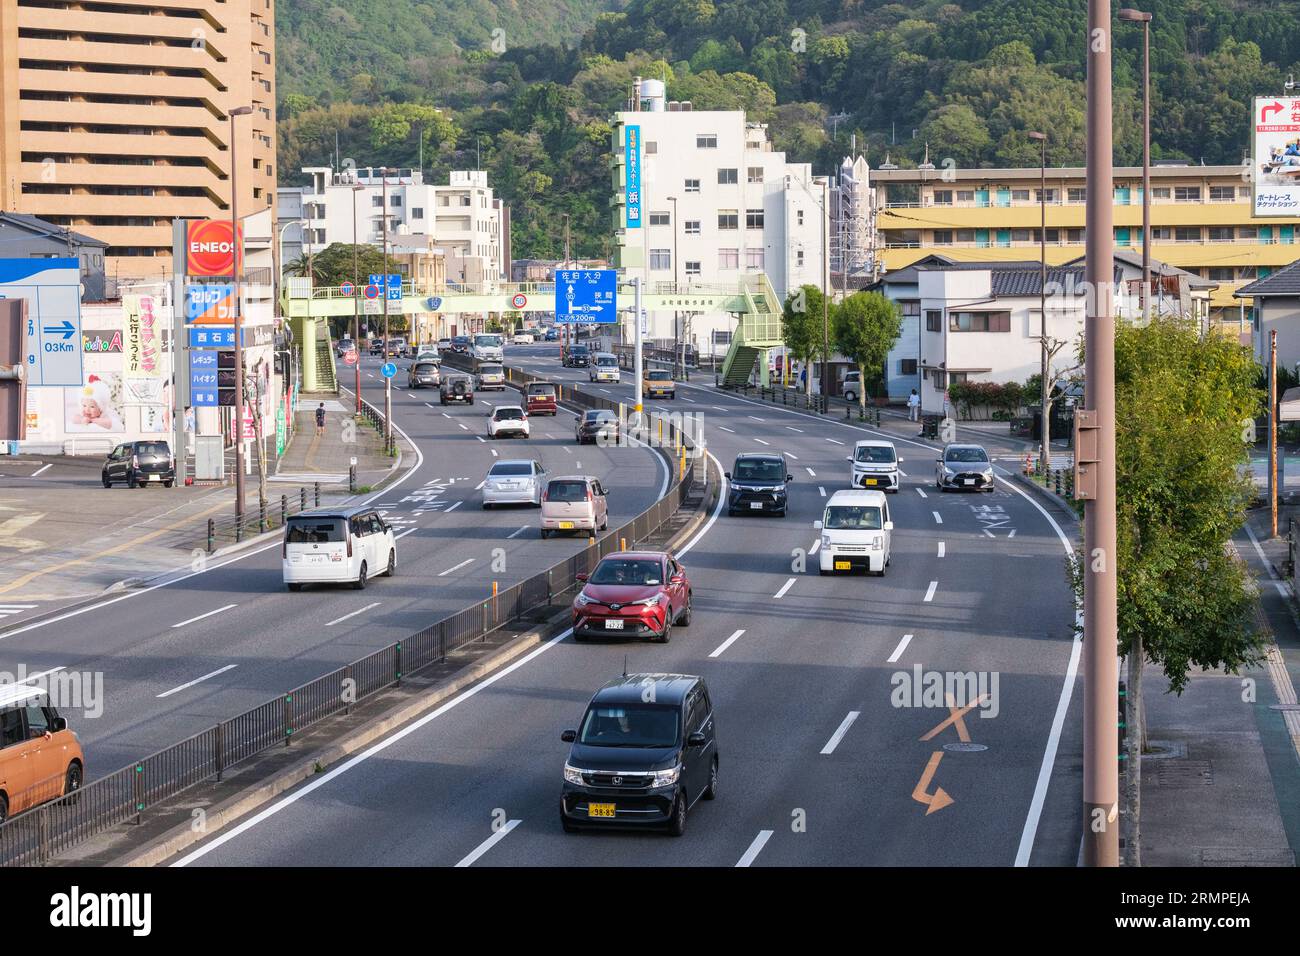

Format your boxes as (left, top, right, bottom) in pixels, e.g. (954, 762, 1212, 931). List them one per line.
(575, 409, 620, 445)
(725, 453, 792, 516)
(560, 673, 717, 836)
(102, 440, 175, 488)
(564, 344, 591, 368)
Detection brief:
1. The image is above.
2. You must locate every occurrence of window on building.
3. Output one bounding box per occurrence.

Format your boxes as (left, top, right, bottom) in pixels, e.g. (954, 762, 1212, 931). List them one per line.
(1011, 228, 1032, 242)
(1151, 187, 1171, 199)
(1208, 226, 1232, 242)
(685, 260, 702, 276)
(390, 195, 401, 207)
(1012, 189, 1030, 202)
(900, 358, 918, 375)
(956, 190, 975, 203)
(372, 195, 383, 207)
(1239, 186, 1251, 198)
(796, 249, 805, 267)
(747, 166, 764, 184)
(950, 311, 1011, 332)
(1174, 186, 1201, 202)
(1238, 266, 1258, 280)
(746, 248, 765, 269)
(1239, 226, 1258, 240)
(925, 310, 942, 332)
(933, 190, 953, 205)
(684, 219, 701, 235)
(1067, 228, 1085, 243)
(718, 248, 739, 270)
(1036, 188, 1058, 203)
(718, 168, 738, 185)
(684, 178, 700, 193)
(718, 210, 738, 230)
(956, 229, 975, 243)
(649, 211, 670, 226)
(649, 248, 671, 270)
(1068, 187, 1086, 203)
(645, 141, 657, 154)
(948, 371, 970, 386)
(1207, 267, 1235, 281)
(1175, 226, 1201, 242)
(797, 209, 805, 226)
(1209, 185, 1234, 201)
(697, 134, 718, 149)
(1044, 228, 1060, 243)
(933, 230, 953, 245)
(746, 208, 764, 229)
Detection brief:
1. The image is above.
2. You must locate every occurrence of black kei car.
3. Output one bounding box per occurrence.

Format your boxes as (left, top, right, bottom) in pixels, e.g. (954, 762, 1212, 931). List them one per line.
(439, 372, 475, 405)
(102, 440, 175, 488)
(725, 452, 792, 517)
(560, 673, 717, 836)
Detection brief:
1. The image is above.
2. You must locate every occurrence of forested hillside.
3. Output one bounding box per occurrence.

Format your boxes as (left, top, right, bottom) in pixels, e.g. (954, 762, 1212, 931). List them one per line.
(277, 0, 1300, 259)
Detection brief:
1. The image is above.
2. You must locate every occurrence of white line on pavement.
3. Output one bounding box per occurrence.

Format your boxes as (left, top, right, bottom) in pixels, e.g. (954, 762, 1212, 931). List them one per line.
(917, 488, 928, 498)
(983, 529, 995, 538)
(773, 577, 796, 599)
(820, 711, 860, 755)
(425, 403, 435, 408)
(491, 450, 498, 457)
(563, 447, 572, 453)
(1244, 522, 1291, 598)
(325, 602, 380, 627)
(784, 451, 798, 460)
(171, 603, 237, 629)
(395, 528, 418, 540)
(454, 818, 521, 867)
(709, 629, 746, 658)
(818, 486, 826, 497)
(937, 541, 946, 558)
(475, 480, 486, 490)
(805, 467, 816, 477)
(810, 538, 820, 554)
(30, 463, 52, 477)
(713, 406, 727, 412)
(718, 426, 735, 433)
(932, 511, 942, 524)
(443, 413, 452, 419)
(445, 501, 462, 513)
(736, 830, 773, 868)
(156, 664, 238, 699)
(476, 436, 486, 443)
(439, 558, 475, 576)
(923, 581, 938, 602)
(825, 438, 844, 445)
(785, 426, 803, 433)
(458, 423, 468, 431)
(15, 665, 65, 686)
(887, 634, 913, 663)
(507, 526, 528, 539)
(748, 416, 766, 422)
(753, 438, 770, 446)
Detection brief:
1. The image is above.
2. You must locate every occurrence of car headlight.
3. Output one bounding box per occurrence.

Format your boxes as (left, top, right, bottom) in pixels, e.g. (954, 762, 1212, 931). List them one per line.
(872, 535, 883, 549)
(821, 534, 831, 548)
(651, 765, 681, 788)
(983, 469, 994, 481)
(633, 593, 665, 607)
(575, 591, 594, 607)
(563, 763, 585, 785)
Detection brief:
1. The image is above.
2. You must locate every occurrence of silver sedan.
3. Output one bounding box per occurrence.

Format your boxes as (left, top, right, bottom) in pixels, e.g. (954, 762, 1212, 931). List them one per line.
(482, 459, 546, 509)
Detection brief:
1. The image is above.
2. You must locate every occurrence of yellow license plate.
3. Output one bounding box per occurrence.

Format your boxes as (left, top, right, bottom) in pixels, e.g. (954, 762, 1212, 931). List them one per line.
(588, 803, 615, 818)
(559, 521, 575, 529)
(864, 478, 878, 485)
(834, 561, 851, 570)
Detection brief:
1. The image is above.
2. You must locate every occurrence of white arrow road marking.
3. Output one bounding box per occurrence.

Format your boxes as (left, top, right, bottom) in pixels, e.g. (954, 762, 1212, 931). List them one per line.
(736, 830, 773, 867)
(820, 711, 860, 755)
(709, 629, 746, 658)
(326, 602, 380, 627)
(455, 819, 521, 867)
(156, 664, 238, 699)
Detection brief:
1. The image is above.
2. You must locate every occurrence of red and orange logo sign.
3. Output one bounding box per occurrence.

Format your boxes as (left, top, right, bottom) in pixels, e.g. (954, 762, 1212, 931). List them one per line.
(185, 219, 243, 277)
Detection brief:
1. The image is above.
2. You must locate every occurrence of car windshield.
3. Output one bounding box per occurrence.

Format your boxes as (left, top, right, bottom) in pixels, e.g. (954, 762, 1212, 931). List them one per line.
(590, 558, 662, 586)
(480, 364, 502, 374)
(855, 445, 895, 463)
(824, 505, 883, 530)
(578, 704, 680, 748)
(596, 355, 617, 366)
(547, 479, 590, 502)
(572, 346, 589, 354)
(474, 335, 502, 348)
(646, 370, 671, 381)
(732, 459, 784, 483)
(285, 517, 347, 543)
(946, 447, 989, 464)
(495, 408, 524, 420)
(490, 462, 533, 477)
(584, 411, 615, 422)
(413, 363, 438, 374)
(528, 385, 556, 397)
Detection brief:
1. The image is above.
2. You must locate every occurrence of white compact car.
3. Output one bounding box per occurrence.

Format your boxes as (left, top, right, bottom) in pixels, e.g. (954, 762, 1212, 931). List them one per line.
(283, 506, 396, 591)
(512, 332, 533, 345)
(487, 405, 530, 439)
(850, 439, 901, 492)
(589, 352, 621, 383)
(482, 459, 546, 508)
(819, 489, 892, 576)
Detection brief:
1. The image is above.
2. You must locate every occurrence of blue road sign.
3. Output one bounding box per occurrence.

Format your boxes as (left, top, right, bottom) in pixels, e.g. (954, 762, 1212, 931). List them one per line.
(189, 351, 218, 406)
(555, 269, 617, 324)
(625, 125, 642, 229)
(380, 362, 397, 379)
(368, 273, 402, 300)
(5, 257, 83, 387)
(427, 296, 443, 311)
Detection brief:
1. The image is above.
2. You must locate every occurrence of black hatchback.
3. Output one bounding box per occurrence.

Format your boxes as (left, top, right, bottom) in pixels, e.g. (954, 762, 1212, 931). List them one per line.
(725, 452, 792, 516)
(102, 440, 174, 488)
(560, 673, 717, 836)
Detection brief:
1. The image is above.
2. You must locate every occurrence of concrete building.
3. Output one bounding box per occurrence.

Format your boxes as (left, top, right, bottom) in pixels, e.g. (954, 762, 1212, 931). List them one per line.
(0, 211, 107, 300)
(831, 154, 876, 284)
(0, 0, 277, 282)
(611, 85, 828, 357)
(1234, 258, 1300, 371)
(277, 167, 507, 285)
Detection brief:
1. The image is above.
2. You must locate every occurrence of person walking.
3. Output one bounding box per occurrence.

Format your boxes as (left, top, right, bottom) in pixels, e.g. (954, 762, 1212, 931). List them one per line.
(907, 388, 920, 421)
(315, 402, 326, 437)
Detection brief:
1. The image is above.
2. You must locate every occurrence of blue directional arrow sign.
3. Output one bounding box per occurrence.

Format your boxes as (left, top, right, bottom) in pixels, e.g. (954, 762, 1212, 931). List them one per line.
(554, 269, 617, 324)
(380, 362, 397, 379)
(5, 257, 83, 387)
(43, 320, 76, 339)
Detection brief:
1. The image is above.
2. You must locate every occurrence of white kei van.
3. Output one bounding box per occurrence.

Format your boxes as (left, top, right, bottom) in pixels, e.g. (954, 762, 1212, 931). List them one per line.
(283, 506, 396, 591)
(819, 489, 892, 576)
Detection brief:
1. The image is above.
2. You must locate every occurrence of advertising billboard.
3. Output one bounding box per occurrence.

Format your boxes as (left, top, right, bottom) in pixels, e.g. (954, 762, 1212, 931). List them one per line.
(625, 124, 642, 229)
(1253, 96, 1300, 217)
(185, 220, 244, 277)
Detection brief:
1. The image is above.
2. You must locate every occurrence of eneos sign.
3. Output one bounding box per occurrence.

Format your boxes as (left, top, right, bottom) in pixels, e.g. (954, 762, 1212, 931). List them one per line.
(185, 219, 244, 277)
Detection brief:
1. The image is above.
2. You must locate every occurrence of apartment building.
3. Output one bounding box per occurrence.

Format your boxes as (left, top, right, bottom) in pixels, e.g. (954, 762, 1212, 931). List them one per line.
(872, 162, 1300, 324)
(278, 167, 507, 284)
(611, 83, 828, 354)
(0, 0, 277, 281)
(830, 154, 876, 282)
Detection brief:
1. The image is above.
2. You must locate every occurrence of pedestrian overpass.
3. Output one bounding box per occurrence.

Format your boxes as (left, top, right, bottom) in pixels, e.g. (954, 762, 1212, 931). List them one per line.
(282, 273, 785, 392)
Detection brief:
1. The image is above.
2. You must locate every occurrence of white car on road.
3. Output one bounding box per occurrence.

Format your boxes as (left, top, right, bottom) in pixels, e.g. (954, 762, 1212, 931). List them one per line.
(482, 459, 546, 509)
(282, 506, 396, 591)
(589, 352, 620, 383)
(487, 405, 531, 439)
(511, 332, 533, 345)
(819, 489, 892, 576)
(850, 439, 901, 492)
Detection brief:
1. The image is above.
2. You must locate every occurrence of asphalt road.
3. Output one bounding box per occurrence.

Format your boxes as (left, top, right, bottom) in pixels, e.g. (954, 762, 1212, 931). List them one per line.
(0, 352, 668, 774)
(173, 343, 1085, 867)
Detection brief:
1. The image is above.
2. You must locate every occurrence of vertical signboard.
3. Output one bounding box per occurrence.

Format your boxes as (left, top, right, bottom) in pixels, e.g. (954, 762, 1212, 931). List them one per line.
(186, 220, 243, 277)
(626, 124, 642, 229)
(5, 258, 83, 387)
(1253, 96, 1300, 217)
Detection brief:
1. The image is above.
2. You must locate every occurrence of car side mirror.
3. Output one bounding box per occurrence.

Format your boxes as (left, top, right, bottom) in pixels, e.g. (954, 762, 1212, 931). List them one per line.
(723, 472, 731, 480)
(814, 520, 823, 530)
(786, 474, 794, 482)
(561, 729, 576, 743)
(575, 572, 588, 583)
(51, 716, 68, 732)
(669, 574, 685, 585)
(884, 521, 894, 532)
(687, 732, 707, 748)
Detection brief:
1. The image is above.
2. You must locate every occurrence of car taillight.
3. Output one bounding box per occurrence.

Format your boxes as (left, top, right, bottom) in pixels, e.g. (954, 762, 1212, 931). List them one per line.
(132, 455, 139, 468)
(542, 489, 549, 502)
(585, 488, 592, 501)
(346, 535, 352, 558)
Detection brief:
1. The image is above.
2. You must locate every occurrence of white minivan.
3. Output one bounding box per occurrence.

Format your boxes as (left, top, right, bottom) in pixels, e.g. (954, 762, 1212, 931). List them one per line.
(850, 439, 901, 492)
(589, 352, 620, 383)
(283, 506, 396, 591)
(819, 489, 892, 576)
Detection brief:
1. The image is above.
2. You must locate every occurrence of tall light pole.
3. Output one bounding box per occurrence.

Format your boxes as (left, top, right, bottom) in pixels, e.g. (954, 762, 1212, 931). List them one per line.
(351, 182, 364, 413)
(229, 104, 253, 519)
(1028, 131, 1051, 473)
(381, 167, 391, 449)
(1083, 0, 1120, 867)
(1119, 8, 1153, 324)
(561, 212, 571, 360)
(668, 195, 680, 377)
(821, 177, 831, 408)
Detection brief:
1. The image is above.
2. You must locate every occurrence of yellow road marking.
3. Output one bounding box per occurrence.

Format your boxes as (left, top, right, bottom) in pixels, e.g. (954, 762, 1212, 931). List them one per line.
(911, 751, 954, 815)
(920, 692, 988, 743)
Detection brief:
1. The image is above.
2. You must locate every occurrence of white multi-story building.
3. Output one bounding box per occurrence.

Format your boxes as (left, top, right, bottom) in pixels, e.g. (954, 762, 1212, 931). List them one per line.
(612, 85, 829, 356)
(831, 154, 876, 282)
(277, 168, 507, 285)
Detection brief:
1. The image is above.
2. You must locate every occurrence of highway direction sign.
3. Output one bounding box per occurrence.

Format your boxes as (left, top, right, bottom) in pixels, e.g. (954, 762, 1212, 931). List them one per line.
(5, 258, 83, 387)
(555, 269, 617, 324)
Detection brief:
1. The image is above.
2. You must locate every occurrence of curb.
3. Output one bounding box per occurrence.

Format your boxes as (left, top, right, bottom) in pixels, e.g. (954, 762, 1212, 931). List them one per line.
(114, 611, 569, 868)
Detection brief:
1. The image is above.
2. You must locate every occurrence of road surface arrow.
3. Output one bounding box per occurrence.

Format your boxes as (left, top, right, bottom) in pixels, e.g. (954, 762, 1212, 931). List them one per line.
(911, 751, 955, 816)
(42, 320, 76, 339)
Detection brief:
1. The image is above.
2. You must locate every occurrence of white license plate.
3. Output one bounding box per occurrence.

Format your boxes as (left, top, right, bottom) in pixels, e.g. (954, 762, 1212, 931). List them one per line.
(306, 553, 327, 564)
(750, 501, 763, 510)
(964, 478, 975, 486)
(605, 619, 624, 630)
(149, 474, 161, 481)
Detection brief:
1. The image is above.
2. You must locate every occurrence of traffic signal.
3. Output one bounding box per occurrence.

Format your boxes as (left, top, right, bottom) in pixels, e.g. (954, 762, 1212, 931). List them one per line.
(1118, 679, 1128, 776)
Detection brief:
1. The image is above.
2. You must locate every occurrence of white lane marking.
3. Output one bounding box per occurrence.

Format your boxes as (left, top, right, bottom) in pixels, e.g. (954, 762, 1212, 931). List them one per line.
(443, 413, 452, 419)
(932, 511, 942, 524)
(809, 538, 820, 554)
(507, 526, 528, 539)
(156, 664, 238, 699)
(825, 438, 844, 445)
(887, 634, 913, 663)
(475, 480, 486, 490)
(923, 581, 938, 602)
(1009, 529, 1016, 538)
(748, 415, 766, 422)
(563, 447, 572, 454)
(445, 501, 462, 513)
(709, 629, 746, 658)
(899, 470, 908, 477)
(805, 467, 816, 477)
(937, 541, 946, 558)
(476, 436, 486, 443)
(983, 528, 995, 538)
(491, 449, 499, 457)
(30, 463, 52, 477)
(785, 426, 803, 433)
(1244, 522, 1291, 598)
(681, 397, 696, 403)
(14, 665, 65, 685)
(917, 488, 928, 499)
(818, 486, 826, 497)
(438, 558, 475, 576)
(675, 451, 727, 560)
(753, 438, 770, 446)
(325, 602, 380, 627)
(171, 603, 237, 629)
(458, 423, 469, 431)
(455, 818, 522, 867)
(713, 406, 727, 412)
(395, 528, 418, 540)
(785, 451, 799, 460)
(736, 830, 773, 868)
(820, 711, 860, 755)
(425, 403, 435, 408)
(773, 577, 796, 599)
(718, 426, 735, 433)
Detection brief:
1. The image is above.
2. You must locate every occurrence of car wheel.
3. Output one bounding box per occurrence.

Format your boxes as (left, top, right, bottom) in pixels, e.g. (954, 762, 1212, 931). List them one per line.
(818, 568, 829, 576)
(163, 479, 174, 488)
(703, 757, 719, 800)
(727, 508, 737, 517)
(657, 620, 672, 644)
(385, 549, 396, 577)
(667, 791, 687, 836)
(677, 594, 692, 626)
(287, 583, 303, 592)
(540, 528, 548, 539)
(845, 391, 857, 403)
(64, 762, 83, 803)
(101, 472, 111, 488)
(353, 561, 368, 590)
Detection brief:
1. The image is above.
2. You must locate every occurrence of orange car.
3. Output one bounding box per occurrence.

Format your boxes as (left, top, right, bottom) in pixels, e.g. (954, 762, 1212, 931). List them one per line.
(0, 685, 85, 823)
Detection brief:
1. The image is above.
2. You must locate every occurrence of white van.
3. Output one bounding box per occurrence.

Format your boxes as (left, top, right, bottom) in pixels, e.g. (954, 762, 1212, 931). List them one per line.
(283, 506, 396, 591)
(589, 352, 620, 383)
(819, 489, 892, 576)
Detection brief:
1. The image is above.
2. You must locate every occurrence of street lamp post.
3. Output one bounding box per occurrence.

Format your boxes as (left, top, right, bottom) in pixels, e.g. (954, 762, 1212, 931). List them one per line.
(229, 105, 253, 520)
(821, 177, 831, 409)
(351, 183, 364, 413)
(381, 167, 392, 450)
(1120, 8, 1153, 324)
(1028, 131, 1051, 474)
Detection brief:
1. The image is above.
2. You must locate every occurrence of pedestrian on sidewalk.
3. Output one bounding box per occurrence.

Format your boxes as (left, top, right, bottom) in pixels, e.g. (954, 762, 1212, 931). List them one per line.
(907, 388, 920, 421)
(315, 402, 326, 437)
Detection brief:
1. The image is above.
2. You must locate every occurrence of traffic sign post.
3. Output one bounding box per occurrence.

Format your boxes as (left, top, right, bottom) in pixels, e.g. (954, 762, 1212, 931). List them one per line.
(6, 258, 83, 388)
(380, 362, 397, 379)
(555, 269, 617, 324)
(369, 273, 402, 301)
(340, 281, 355, 297)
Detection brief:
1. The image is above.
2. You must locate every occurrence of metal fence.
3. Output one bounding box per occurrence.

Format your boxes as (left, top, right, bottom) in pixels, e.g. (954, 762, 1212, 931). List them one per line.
(0, 372, 705, 867)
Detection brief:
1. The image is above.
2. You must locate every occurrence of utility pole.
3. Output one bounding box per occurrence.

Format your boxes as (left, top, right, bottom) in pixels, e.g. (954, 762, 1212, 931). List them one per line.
(352, 183, 362, 413)
(1271, 329, 1279, 538)
(229, 105, 253, 519)
(1083, 0, 1120, 867)
(821, 177, 831, 408)
(381, 167, 391, 450)
(633, 277, 643, 426)
(1029, 131, 1051, 473)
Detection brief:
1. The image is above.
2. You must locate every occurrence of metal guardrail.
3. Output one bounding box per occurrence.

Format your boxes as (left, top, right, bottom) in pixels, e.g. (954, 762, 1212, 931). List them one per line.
(0, 372, 704, 866)
(204, 483, 324, 551)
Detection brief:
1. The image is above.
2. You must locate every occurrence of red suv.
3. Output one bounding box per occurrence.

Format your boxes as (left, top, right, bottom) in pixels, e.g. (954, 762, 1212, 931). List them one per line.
(572, 552, 692, 643)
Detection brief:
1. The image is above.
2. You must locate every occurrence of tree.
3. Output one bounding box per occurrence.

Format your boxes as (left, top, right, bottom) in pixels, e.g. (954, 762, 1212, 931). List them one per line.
(832, 292, 902, 409)
(1075, 315, 1264, 866)
(782, 284, 826, 396)
(291, 243, 392, 289)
